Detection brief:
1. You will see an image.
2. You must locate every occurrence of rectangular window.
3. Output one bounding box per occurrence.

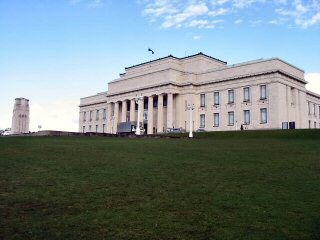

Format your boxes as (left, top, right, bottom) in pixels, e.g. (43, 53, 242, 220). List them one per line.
(308, 102, 311, 115)
(200, 114, 205, 128)
(96, 125, 98, 133)
(314, 104, 316, 116)
(89, 125, 92, 131)
(200, 94, 206, 107)
(260, 85, 267, 100)
(260, 108, 267, 124)
(103, 124, 106, 133)
(83, 112, 86, 122)
(244, 110, 250, 125)
(282, 122, 288, 129)
(228, 90, 234, 104)
(214, 92, 220, 105)
(228, 111, 234, 126)
(83, 126, 85, 133)
(243, 87, 250, 102)
(89, 111, 93, 122)
(214, 113, 219, 127)
(319, 106, 320, 118)
(103, 109, 107, 120)
(96, 110, 99, 121)
(309, 120, 311, 129)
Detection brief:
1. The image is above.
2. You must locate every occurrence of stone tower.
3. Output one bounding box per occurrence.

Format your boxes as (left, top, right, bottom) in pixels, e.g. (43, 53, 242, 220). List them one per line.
(11, 98, 30, 134)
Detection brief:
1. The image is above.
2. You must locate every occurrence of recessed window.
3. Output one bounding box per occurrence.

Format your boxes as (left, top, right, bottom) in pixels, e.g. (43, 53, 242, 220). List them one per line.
(103, 109, 107, 120)
(200, 114, 205, 128)
(243, 87, 250, 102)
(83, 112, 86, 122)
(83, 126, 85, 133)
(200, 94, 206, 107)
(260, 108, 267, 124)
(228, 90, 234, 104)
(260, 85, 267, 100)
(214, 113, 219, 127)
(96, 110, 100, 121)
(96, 125, 98, 132)
(244, 110, 250, 125)
(314, 122, 317, 129)
(308, 102, 311, 115)
(103, 124, 106, 133)
(228, 111, 234, 126)
(314, 104, 316, 116)
(214, 92, 220, 105)
(89, 111, 93, 122)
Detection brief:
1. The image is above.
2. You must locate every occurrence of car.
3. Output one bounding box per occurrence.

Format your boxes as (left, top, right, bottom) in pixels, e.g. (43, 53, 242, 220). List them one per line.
(167, 128, 184, 133)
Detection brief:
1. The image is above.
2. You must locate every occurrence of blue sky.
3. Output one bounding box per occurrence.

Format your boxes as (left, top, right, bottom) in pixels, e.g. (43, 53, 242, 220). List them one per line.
(0, 0, 320, 131)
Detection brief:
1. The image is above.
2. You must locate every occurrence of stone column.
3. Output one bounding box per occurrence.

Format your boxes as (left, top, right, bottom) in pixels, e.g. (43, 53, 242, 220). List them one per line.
(138, 98, 144, 129)
(130, 99, 135, 122)
(114, 102, 119, 133)
(147, 96, 154, 134)
(121, 100, 127, 122)
(167, 93, 173, 129)
(106, 102, 112, 133)
(157, 94, 164, 133)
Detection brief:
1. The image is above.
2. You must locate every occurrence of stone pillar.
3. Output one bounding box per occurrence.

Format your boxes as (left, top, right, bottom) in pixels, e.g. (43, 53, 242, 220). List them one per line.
(167, 93, 173, 130)
(147, 96, 154, 134)
(114, 102, 119, 133)
(138, 98, 144, 129)
(121, 100, 127, 122)
(130, 99, 135, 122)
(106, 102, 112, 133)
(157, 94, 164, 133)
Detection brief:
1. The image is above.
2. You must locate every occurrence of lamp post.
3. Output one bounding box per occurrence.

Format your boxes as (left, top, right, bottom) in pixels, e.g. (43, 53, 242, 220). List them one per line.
(187, 103, 195, 138)
(135, 94, 144, 135)
(110, 116, 115, 134)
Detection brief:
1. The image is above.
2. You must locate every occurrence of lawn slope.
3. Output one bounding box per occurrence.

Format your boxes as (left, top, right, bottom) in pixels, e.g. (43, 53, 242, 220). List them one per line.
(1, 130, 320, 239)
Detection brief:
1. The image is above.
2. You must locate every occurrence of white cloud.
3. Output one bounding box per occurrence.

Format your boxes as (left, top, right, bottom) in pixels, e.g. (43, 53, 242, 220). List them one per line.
(306, 73, 320, 94)
(29, 100, 79, 132)
(138, 0, 320, 29)
(193, 35, 202, 40)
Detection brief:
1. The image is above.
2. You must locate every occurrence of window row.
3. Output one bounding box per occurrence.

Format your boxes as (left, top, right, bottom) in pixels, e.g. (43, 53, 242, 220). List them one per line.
(308, 102, 320, 118)
(83, 124, 107, 133)
(83, 109, 107, 122)
(200, 85, 267, 107)
(199, 108, 268, 128)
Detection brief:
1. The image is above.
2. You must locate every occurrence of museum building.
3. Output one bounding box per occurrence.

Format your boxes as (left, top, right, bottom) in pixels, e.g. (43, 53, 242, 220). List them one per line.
(79, 53, 320, 134)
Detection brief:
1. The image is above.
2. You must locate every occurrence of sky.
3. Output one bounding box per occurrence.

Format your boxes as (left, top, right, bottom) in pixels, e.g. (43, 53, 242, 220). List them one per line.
(0, 0, 320, 132)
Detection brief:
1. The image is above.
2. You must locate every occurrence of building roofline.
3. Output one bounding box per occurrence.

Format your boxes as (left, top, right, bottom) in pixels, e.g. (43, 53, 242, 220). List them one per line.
(124, 52, 227, 70)
(307, 90, 320, 99)
(80, 91, 108, 100)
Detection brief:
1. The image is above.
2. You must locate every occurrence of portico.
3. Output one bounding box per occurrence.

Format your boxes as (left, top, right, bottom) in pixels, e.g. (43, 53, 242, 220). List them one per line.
(79, 52, 320, 134)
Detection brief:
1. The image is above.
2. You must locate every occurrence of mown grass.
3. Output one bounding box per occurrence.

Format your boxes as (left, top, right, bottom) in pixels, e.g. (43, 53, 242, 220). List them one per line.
(1, 130, 320, 239)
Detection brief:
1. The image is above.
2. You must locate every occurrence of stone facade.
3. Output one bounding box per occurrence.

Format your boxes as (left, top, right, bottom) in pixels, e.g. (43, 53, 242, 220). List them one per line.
(11, 98, 30, 134)
(79, 53, 320, 134)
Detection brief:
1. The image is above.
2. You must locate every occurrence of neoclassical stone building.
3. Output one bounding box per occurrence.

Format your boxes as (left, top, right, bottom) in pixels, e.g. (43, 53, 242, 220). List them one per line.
(79, 53, 320, 134)
(11, 97, 30, 134)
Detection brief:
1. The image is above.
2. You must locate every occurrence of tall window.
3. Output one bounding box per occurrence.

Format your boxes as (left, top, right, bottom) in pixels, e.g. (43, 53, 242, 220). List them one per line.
(260, 85, 267, 100)
(214, 92, 220, 105)
(214, 113, 219, 127)
(315, 122, 317, 128)
(260, 108, 267, 124)
(314, 104, 316, 116)
(83, 126, 85, 133)
(319, 106, 320, 118)
(308, 102, 311, 115)
(103, 109, 107, 120)
(228, 111, 234, 126)
(89, 111, 93, 122)
(243, 87, 250, 102)
(89, 125, 92, 131)
(244, 110, 250, 125)
(228, 90, 234, 104)
(96, 110, 99, 121)
(103, 124, 106, 133)
(200, 94, 206, 107)
(200, 114, 205, 128)
(83, 112, 86, 122)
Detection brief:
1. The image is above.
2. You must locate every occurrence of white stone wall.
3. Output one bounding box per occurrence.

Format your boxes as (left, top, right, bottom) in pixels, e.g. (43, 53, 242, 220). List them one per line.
(79, 53, 320, 134)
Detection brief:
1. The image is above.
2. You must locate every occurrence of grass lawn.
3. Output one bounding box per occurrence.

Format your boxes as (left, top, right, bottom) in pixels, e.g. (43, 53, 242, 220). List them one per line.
(1, 130, 320, 239)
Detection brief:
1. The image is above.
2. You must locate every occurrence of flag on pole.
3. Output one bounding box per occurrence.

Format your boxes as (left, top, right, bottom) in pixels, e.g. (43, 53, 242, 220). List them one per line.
(148, 48, 154, 54)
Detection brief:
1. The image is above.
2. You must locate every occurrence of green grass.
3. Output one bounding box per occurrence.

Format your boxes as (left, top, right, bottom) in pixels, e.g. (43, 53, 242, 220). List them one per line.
(1, 130, 320, 239)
